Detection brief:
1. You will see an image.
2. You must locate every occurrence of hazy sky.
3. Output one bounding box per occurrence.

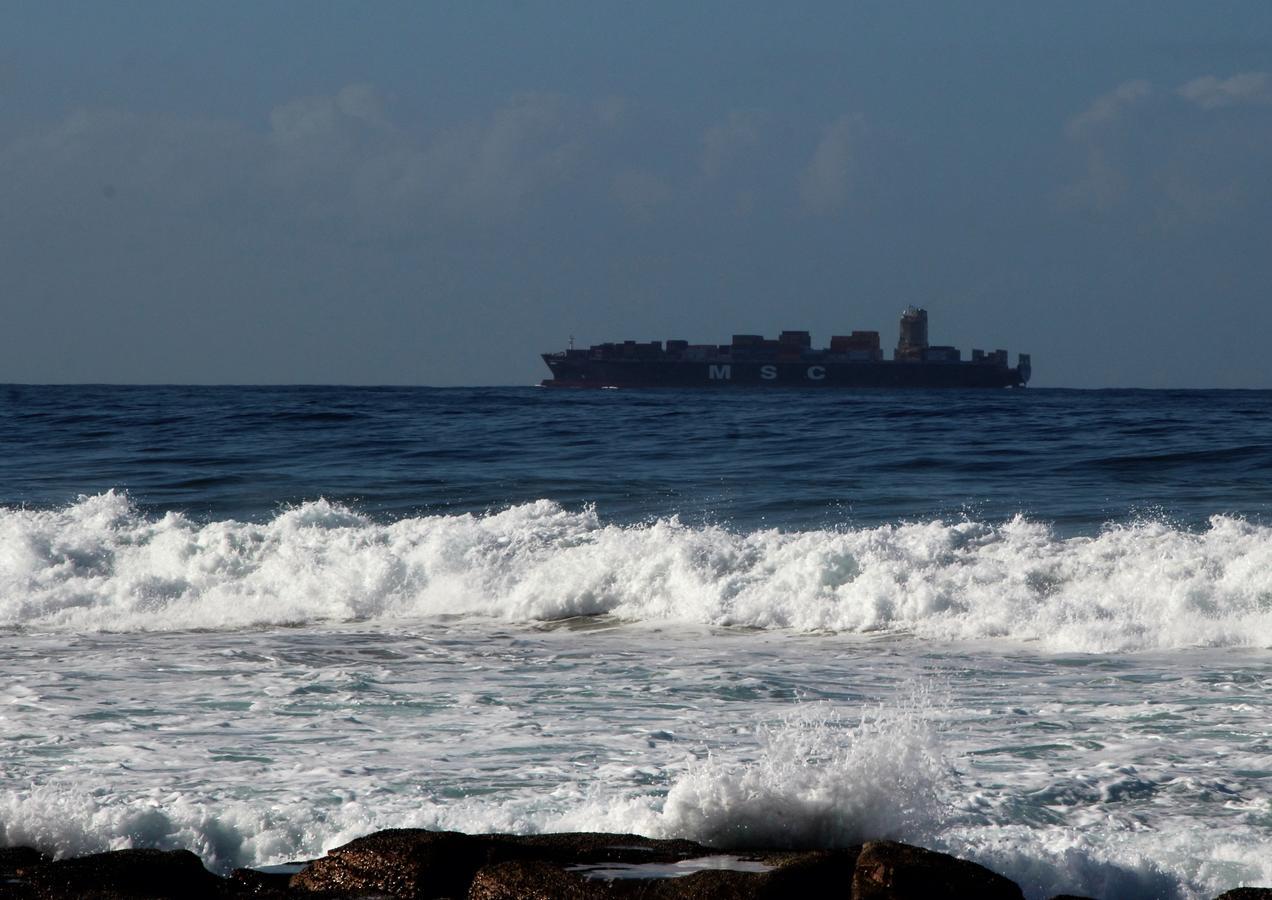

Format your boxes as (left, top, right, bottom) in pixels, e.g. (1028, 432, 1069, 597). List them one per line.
(3, 2, 1271, 387)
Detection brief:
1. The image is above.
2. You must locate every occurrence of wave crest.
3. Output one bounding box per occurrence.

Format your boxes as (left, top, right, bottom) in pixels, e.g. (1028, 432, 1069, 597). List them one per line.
(2, 493, 1271, 650)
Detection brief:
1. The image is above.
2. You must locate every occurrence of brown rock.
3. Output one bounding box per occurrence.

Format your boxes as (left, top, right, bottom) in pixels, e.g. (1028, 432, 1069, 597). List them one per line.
(467, 848, 861, 900)
(505, 834, 711, 864)
(288, 830, 718, 898)
(286, 830, 1032, 900)
(289, 829, 489, 897)
(230, 864, 316, 896)
(21, 848, 223, 899)
(468, 860, 607, 900)
(851, 841, 1023, 900)
(755, 849, 859, 899)
(636, 868, 774, 899)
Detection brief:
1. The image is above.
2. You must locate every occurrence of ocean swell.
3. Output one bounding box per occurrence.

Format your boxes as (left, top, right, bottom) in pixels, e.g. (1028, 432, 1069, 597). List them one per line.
(2, 492, 1271, 650)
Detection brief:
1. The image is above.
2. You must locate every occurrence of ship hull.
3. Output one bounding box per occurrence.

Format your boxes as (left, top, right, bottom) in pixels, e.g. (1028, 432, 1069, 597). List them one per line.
(541, 357, 1026, 389)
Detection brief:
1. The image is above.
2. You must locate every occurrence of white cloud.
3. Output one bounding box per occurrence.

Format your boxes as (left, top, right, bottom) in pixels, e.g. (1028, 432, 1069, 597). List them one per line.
(1064, 79, 1152, 140)
(0, 108, 262, 217)
(700, 110, 764, 180)
(1177, 72, 1272, 110)
(282, 89, 589, 226)
(1056, 149, 1127, 216)
(611, 168, 673, 219)
(798, 115, 861, 216)
(1058, 75, 1272, 227)
(1, 86, 607, 234)
(436, 93, 583, 222)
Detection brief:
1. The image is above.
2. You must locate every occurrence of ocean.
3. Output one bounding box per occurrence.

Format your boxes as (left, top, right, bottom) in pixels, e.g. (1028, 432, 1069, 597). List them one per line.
(1, 385, 1270, 899)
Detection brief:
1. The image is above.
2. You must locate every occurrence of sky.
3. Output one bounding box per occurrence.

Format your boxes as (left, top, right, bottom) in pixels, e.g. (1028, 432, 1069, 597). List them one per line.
(2, 2, 1271, 387)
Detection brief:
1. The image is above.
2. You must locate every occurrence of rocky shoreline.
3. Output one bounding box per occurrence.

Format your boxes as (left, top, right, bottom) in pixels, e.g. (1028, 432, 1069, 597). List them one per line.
(0, 830, 1267, 899)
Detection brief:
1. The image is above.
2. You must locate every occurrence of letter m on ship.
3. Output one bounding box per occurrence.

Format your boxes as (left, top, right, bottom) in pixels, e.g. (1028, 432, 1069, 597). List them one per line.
(709, 364, 732, 380)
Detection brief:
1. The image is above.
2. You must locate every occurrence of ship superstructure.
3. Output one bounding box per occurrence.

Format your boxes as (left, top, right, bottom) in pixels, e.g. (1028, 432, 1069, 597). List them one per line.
(541, 308, 1030, 389)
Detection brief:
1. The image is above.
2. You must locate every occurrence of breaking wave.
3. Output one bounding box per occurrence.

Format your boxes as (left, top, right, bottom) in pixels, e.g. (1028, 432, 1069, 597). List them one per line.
(3, 492, 1272, 651)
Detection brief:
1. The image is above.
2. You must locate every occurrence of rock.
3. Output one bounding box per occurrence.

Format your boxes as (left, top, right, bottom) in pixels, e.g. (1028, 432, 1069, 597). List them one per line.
(1214, 890, 1272, 900)
(288, 831, 1032, 899)
(0, 831, 1032, 899)
(851, 840, 1024, 900)
(289, 829, 490, 898)
(465, 847, 861, 899)
(288, 830, 717, 898)
(0, 847, 48, 899)
(502, 833, 711, 864)
(230, 864, 316, 896)
(20, 848, 224, 899)
(468, 860, 606, 900)
(756, 849, 860, 898)
(0, 847, 51, 875)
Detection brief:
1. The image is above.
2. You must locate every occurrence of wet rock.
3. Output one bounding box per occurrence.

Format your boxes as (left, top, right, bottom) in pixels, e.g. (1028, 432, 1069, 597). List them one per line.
(756, 849, 860, 898)
(0, 847, 51, 875)
(466, 848, 861, 899)
(468, 860, 606, 900)
(502, 833, 710, 864)
(1214, 890, 1272, 900)
(289, 830, 714, 898)
(230, 864, 323, 897)
(851, 840, 1024, 900)
(0, 847, 48, 899)
(288, 831, 1032, 899)
(289, 830, 488, 898)
(20, 848, 223, 899)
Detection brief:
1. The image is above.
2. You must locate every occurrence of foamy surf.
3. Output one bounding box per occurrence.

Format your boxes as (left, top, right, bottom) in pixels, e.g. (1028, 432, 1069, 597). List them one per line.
(2, 492, 1271, 651)
(2, 687, 1267, 900)
(0, 700, 948, 870)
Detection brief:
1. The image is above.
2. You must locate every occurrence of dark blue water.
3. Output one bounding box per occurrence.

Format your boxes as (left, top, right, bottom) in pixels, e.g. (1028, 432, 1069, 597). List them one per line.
(3, 385, 1270, 534)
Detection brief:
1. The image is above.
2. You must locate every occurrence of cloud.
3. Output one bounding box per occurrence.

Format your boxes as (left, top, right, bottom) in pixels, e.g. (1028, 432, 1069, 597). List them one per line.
(1178, 72, 1272, 110)
(798, 115, 861, 216)
(0, 108, 263, 221)
(700, 110, 765, 180)
(431, 93, 585, 223)
(611, 168, 673, 219)
(1057, 74, 1272, 228)
(267, 88, 590, 226)
(1055, 149, 1128, 216)
(268, 83, 394, 183)
(1064, 79, 1152, 140)
(2, 86, 606, 236)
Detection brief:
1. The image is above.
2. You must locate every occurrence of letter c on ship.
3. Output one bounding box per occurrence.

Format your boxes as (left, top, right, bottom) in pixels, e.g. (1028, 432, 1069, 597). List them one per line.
(807, 366, 826, 380)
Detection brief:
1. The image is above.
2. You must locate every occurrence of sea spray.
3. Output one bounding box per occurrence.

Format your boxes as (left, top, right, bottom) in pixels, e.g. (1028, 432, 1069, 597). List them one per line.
(649, 699, 951, 849)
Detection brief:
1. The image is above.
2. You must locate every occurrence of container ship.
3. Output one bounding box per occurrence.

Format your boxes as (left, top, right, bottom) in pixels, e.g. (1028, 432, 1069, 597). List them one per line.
(541, 307, 1031, 388)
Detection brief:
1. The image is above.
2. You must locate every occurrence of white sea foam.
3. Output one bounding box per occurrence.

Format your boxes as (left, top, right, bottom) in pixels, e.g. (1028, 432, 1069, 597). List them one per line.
(1, 607, 1268, 899)
(3, 691, 1265, 900)
(0, 700, 948, 868)
(3, 492, 1272, 650)
(643, 700, 950, 848)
